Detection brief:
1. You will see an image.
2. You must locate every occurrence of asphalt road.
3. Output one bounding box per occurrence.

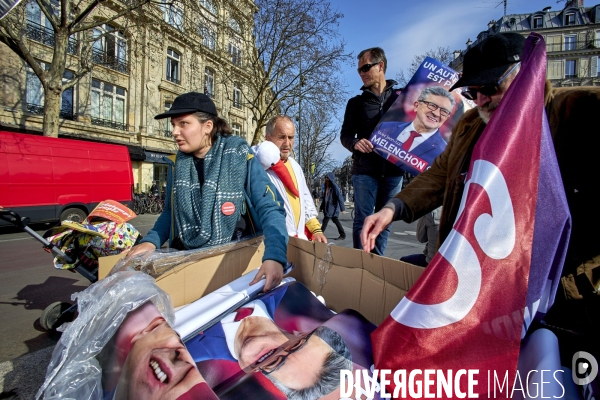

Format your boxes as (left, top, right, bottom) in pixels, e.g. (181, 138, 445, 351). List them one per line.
(0, 209, 421, 399)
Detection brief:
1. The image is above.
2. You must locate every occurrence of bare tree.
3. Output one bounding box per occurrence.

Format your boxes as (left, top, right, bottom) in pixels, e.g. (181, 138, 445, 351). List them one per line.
(0, 0, 152, 137)
(294, 103, 337, 183)
(218, 0, 351, 146)
(394, 46, 453, 87)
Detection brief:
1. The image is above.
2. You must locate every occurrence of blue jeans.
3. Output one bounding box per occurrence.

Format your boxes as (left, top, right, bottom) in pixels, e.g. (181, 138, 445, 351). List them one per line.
(352, 174, 403, 255)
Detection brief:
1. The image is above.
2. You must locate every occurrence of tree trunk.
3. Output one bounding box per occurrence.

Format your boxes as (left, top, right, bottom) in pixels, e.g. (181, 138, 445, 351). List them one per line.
(43, 30, 68, 138)
(43, 84, 62, 138)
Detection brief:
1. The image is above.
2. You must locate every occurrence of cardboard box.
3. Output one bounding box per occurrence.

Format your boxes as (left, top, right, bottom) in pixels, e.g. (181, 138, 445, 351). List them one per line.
(99, 236, 424, 325)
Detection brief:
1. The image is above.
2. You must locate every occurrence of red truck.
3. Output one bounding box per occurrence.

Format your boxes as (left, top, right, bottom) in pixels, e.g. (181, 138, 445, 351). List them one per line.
(0, 131, 134, 224)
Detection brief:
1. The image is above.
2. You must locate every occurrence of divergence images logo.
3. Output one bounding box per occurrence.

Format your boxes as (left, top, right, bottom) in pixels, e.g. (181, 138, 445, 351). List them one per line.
(572, 351, 598, 385)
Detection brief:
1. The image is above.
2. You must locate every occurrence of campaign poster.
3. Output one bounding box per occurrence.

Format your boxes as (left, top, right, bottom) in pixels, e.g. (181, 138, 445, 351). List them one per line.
(369, 57, 472, 176)
(185, 281, 380, 399)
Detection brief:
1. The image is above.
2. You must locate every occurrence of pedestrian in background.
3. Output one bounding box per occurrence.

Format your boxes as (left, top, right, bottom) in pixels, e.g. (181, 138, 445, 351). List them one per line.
(400, 207, 441, 267)
(320, 172, 346, 240)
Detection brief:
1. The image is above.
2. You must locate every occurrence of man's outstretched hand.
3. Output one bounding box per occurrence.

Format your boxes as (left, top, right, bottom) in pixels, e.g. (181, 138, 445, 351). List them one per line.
(360, 207, 394, 253)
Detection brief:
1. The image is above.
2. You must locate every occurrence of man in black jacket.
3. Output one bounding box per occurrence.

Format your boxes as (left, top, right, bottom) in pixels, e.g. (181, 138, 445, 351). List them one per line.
(340, 47, 405, 255)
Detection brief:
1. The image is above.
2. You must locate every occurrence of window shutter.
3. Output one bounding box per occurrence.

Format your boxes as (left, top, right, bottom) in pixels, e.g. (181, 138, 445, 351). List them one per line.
(547, 60, 563, 79)
(591, 56, 598, 77)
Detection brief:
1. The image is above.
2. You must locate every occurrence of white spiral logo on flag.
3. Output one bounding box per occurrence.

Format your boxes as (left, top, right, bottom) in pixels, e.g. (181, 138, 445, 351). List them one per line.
(391, 160, 515, 328)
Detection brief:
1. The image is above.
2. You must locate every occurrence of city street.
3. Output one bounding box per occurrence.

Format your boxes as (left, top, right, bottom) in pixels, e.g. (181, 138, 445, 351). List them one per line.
(0, 209, 422, 398)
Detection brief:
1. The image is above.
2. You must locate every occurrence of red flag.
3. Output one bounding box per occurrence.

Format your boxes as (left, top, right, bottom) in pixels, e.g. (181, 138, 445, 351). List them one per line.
(372, 34, 550, 398)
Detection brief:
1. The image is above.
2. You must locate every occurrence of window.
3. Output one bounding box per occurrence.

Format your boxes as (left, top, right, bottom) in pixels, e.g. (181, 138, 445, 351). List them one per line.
(25, 61, 74, 119)
(233, 84, 242, 109)
(565, 59, 577, 78)
(92, 24, 128, 73)
(565, 13, 575, 26)
(564, 35, 577, 51)
(199, 0, 217, 14)
(199, 23, 216, 50)
(596, 31, 600, 48)
(229, 18, 241, 34)
(166, 49, 180, 84)
(161, 3, 183, 30)
(533, 16, 543, 29)
(91, 79, 127, 130)
(162, 102, 172, 137)
(228, 42, 242, 66)
(26, 0, 77, 54)
(204, 68, 214, 98)
(547, 60, 563, 80)
(546, 35, 561, 52)
(232, 123, 241, 136)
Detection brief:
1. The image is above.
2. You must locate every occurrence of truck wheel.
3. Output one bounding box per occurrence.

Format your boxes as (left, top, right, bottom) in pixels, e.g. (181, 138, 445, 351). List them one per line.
(60, 207, 87, 222)
(40, 301, 75, 331)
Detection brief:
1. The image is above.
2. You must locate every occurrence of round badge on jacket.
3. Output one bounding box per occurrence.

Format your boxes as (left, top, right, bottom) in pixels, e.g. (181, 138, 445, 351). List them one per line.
(221, 202, 236, 216)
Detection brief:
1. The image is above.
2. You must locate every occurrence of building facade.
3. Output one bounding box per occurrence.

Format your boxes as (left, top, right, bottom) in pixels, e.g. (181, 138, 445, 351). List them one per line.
(0, 0, 259, 192)
(450, 0, 600, 88)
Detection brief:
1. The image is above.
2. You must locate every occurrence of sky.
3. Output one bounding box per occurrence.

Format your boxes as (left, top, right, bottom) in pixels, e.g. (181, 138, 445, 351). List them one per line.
(324, 0, 571, 163)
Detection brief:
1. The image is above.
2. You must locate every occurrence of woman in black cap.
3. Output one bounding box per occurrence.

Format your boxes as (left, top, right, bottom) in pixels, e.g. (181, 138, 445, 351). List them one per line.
(128, 92, 288, 291)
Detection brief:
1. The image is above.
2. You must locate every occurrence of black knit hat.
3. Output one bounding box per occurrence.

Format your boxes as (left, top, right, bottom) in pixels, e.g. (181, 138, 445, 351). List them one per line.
(154, 92, 217, 119)
(450, 33, 525, 91)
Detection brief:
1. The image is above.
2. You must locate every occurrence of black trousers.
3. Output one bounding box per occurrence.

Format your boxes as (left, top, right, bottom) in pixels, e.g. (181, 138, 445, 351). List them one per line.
(322, 216, 345, 238)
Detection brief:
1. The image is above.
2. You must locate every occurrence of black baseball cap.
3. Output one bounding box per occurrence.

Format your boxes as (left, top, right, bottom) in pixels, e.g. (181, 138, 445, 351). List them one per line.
(450, 33, 525, 92)
(154, 92, 218, 120)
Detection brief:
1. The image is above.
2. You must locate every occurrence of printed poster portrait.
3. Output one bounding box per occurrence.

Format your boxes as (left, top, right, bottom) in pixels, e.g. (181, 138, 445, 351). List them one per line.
(185, 281, 381, 400)
(370, 57, 473, 176)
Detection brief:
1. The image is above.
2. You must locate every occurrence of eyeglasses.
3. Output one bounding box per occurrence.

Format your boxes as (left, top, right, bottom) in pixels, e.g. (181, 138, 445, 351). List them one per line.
(461, 62, 521, 101)
(419, 100, 451, 118)
(357, 62, 380, 74)
(243, 331, 314, 375)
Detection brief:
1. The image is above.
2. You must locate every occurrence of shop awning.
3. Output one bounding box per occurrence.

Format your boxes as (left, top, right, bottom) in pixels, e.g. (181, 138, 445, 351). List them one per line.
(126, 145, 145, 161)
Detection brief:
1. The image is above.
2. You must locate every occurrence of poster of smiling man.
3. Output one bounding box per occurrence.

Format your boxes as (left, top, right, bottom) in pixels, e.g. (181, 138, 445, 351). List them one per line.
(186, 281, 380, 400)
(369, 57, 471, 176)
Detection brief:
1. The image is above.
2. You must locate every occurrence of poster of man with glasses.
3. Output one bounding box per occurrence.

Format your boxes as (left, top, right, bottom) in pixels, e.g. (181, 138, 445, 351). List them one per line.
(369, 57, 471, 176)
(186, 281, 379, 399)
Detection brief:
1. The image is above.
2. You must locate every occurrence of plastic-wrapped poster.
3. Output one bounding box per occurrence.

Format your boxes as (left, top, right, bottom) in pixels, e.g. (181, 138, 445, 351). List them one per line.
(36, 271, 219, 399)
(186, 281, 380, 399)
(369, 57, 472, 176)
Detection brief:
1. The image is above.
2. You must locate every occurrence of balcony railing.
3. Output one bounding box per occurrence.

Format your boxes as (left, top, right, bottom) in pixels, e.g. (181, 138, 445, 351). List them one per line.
(26, 23, 78, 54)
(25, 103, 75, 120)
(92, 48, 129, 73)
(91, 117, 128, 131)
(163, 129, 172, 137)
(546, 40, 598, 53)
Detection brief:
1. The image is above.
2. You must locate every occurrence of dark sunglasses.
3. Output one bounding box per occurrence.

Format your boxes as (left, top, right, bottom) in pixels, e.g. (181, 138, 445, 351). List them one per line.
(357, 62, 380, 74)
(243, 331, 314, 375)
(461, 62, 521, 101)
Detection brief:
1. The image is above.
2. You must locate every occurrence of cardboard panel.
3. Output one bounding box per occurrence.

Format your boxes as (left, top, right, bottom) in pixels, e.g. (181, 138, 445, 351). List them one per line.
(358, 271, 387, 325)
(318, 264, 363, 313)
(287, 240, 316, 292)
(361, 251, 385, 280)
(381, 257, 424, 290)
(382, 281, 410, 324)
(161, 245, 263, 307)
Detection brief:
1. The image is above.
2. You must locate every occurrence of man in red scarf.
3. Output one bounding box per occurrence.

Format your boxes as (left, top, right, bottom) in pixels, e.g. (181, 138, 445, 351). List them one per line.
(254, 115, 326, 242)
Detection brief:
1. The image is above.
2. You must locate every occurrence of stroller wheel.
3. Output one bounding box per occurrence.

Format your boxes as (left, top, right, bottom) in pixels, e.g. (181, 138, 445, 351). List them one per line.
(40, 302, 76, 331)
